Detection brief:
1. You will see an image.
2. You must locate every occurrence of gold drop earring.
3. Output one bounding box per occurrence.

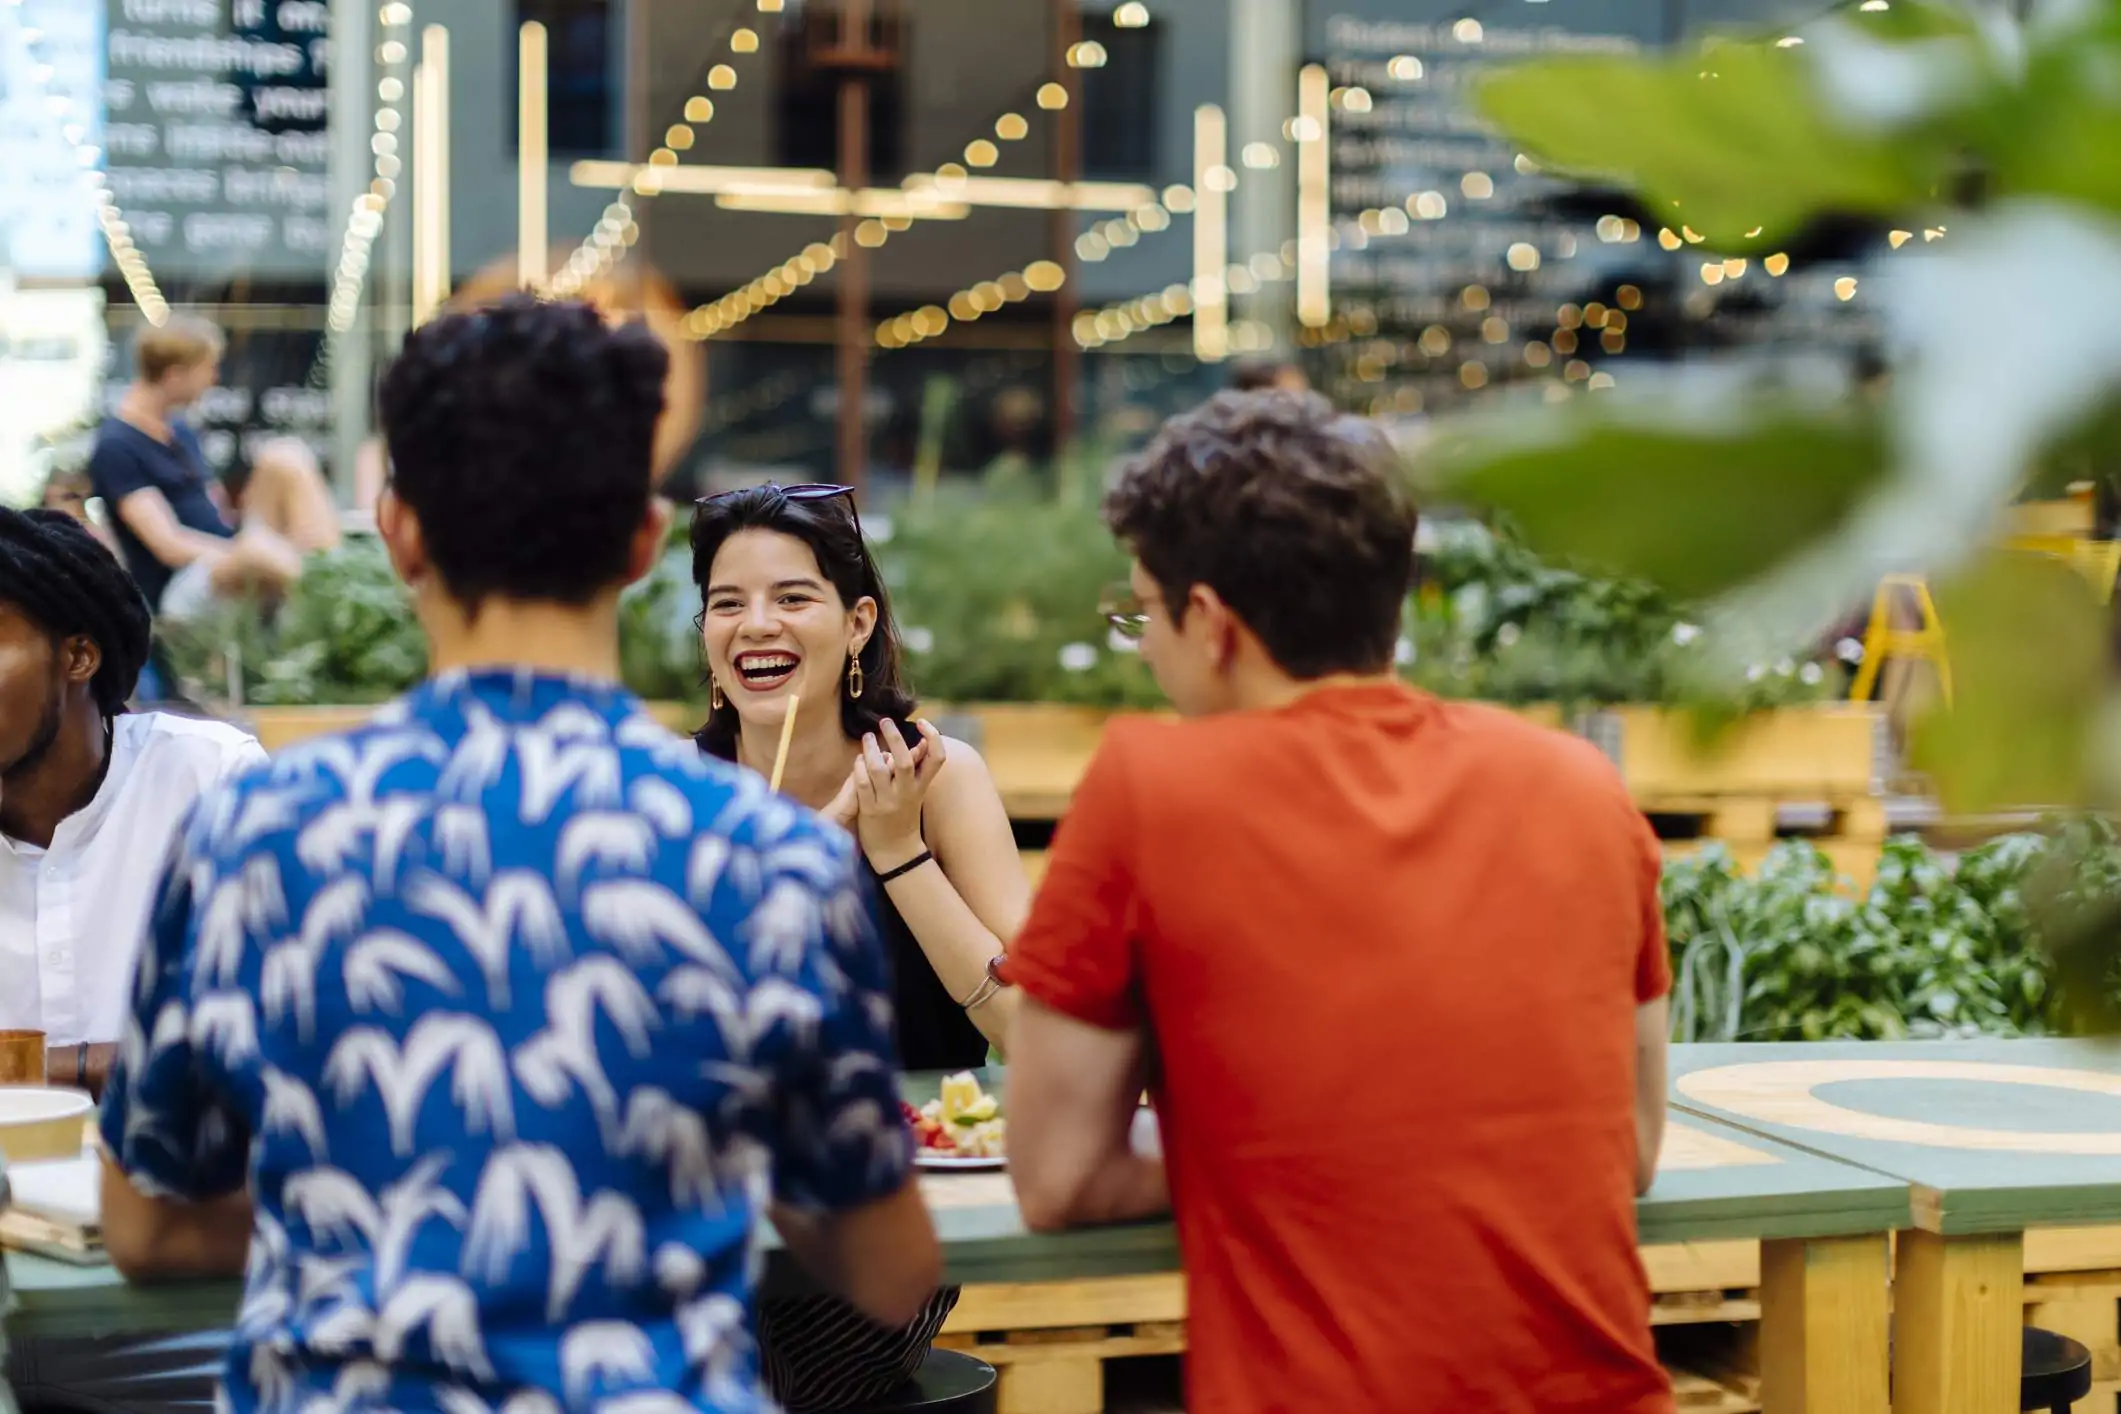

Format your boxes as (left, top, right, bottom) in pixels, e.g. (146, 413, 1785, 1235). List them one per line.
(710, 676, 725, 710)
(846, 656, 865, 698)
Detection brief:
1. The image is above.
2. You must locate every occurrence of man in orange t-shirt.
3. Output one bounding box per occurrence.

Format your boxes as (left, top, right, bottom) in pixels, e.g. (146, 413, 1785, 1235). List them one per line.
(1003, 390, 1674, 1414)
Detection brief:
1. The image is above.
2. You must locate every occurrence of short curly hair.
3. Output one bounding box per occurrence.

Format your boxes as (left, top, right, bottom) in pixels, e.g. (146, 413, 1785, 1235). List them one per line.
(1104, 390, 1416, 679)
(377, 296, 669, 609)
(0, 507, 153, 716)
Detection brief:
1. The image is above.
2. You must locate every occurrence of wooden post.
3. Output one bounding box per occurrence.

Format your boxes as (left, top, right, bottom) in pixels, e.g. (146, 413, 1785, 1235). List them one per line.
(837, 69, 870, 498)
(1049, 0, 1081, 456)
(1758, 1234, 1890, 1414)
(1893, 1229, 2024, 1414)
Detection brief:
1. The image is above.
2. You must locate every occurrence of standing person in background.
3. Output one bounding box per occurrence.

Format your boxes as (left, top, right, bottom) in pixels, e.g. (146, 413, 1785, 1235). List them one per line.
(87, 316, 339, 624)
(1003, 391, 1672, 1414)
(0, 506, 262, 1414)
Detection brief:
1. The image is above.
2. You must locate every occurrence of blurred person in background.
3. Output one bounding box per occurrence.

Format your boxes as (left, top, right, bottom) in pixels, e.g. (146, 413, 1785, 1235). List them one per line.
(1004, 391, 1672, 1414)
(691, 483, 1028, 1409)
(94, 297, 942, 1412)
(88, 317, 339, 625)
(36, 467, 119, 557)
(0, 506, 261, 1414)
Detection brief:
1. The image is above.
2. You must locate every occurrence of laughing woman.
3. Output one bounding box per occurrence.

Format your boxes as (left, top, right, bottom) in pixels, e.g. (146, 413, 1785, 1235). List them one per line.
(690, 483, 1027, 1410)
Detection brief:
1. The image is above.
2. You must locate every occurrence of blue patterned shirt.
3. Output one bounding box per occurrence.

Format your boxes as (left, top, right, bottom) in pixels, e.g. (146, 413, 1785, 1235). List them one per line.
(99, 670, 914, 1414)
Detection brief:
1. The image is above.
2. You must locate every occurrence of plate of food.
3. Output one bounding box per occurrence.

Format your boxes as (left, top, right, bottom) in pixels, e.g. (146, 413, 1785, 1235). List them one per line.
(905, 1072, 1006, 1170)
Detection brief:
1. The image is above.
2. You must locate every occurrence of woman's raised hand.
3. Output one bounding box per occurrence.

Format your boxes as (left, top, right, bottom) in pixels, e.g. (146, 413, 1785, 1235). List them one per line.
(853, 718, 946, 866)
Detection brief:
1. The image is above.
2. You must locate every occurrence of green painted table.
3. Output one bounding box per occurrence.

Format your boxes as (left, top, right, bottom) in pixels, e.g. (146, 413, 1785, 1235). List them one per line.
(1671, 1038, 2121, 1414)
(6, 1101, 1906, 1414)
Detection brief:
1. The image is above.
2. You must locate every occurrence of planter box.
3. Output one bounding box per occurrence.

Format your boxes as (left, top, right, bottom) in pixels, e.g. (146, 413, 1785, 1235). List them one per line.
(1580, 704, 1888, 803)
(243, 700, 702, 752)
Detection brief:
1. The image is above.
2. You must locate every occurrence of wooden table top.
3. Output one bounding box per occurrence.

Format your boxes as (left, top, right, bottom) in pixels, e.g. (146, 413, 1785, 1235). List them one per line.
(1669, 1038, 2121, 1235)
(5, 1079, 1907, 1341)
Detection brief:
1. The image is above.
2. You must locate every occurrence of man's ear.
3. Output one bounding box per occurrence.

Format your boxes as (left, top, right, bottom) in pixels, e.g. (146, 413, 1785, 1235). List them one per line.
(376, 487, 428, 591)
(61, 634, 102, 686)
(626, 498, 676, 585)
(1188, 583, 1239, 670)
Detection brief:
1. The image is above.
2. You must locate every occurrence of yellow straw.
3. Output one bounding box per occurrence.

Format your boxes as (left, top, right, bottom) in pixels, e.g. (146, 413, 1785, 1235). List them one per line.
(768, 694, 800, 794)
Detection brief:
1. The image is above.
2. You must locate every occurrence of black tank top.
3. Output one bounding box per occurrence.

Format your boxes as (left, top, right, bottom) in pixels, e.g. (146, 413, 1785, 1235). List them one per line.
(869, 849, 988, 1073)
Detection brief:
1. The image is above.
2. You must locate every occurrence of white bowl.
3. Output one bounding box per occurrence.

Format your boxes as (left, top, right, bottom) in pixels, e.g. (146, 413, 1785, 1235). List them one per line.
(0, 1087, 93, 1165)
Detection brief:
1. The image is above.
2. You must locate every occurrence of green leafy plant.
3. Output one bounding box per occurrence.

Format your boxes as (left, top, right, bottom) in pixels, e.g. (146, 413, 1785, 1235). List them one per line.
(1661, 826, 2121, 1043)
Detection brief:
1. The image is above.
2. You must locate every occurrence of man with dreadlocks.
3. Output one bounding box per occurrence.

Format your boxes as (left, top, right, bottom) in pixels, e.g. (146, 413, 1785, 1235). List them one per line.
(0, 506, 263, 1097)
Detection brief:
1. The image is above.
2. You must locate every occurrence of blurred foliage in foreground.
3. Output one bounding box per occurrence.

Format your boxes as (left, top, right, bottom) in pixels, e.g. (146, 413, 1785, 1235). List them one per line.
(1456, 0, 2121, 1024)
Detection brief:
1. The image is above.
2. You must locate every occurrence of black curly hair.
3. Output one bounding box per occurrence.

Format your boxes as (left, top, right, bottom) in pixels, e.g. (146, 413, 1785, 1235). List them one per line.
(688, 486, 917, 762)
(377, 295, 670, 610)
(1104, 389, 1416, 679)
(0, 507, 153, 716)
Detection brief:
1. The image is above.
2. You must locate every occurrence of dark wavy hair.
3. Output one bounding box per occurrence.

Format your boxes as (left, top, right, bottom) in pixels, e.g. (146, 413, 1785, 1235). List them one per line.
(1105, 390, 1417, 679)
(377, 295, 669, 611)
(689, 486, 917, 761)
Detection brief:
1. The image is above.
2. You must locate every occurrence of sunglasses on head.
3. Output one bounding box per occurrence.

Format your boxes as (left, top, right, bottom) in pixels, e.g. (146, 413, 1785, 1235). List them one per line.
(697, 482, 855, 508)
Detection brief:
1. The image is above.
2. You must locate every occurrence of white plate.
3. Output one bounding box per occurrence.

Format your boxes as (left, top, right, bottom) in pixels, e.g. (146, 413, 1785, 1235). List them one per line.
(915, 1153, 1007, 1171)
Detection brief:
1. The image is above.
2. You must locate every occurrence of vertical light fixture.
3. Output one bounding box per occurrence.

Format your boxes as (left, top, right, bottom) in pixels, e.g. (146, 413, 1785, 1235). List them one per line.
(1193, 103, 1228, 362)
(1296, 63, 1330, 329)
(518, 19, 549, 291)
(413, 24, 452, 325)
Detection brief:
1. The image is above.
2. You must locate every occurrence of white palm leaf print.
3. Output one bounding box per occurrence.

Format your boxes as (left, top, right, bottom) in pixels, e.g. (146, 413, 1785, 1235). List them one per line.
(434, 804, 493, 888)
(511, 956, 660, 1133)
(516, 732, 623, 825)
(651, 1241, 705, 1299)
(227, 785, 309, 850)
(292, 730, 444, 808)
(828, 1096, 907, 1188)
(323, 1016, 517, 1155)
(555, 812, 658, 902)
(580, 879, 732, 973)
(330, 1360, 392, 1408)
(247, 1345, 294, 1410)
(118, 997, 190, 1091)
(615, 1088, 717, 1208)
(374, 1273, 495, 1381)
(239, 853, 290, 938)
(745, 976, 823, 1053)
(283, 1151, 466, 1290)
(192, 874, 252, 992)
(656, 965, 748, 1062)
(295, 797, 428, 891)
(436, 1387, 564, 1414)
(759, 834, 843, 891)
(262, 875, 371, 1040)
(742, 878, 819, 976)
(190, 992, 260, 1069)
(558, 1322, 656, 1407)
(821, 882, 874, 959)
(405, 871, 568, 1008)
(684, 834, 762, 911)
(439, 701, 511, 802)
(259, 1065, 330, 1161)
(627, 777, 692, 839)
(236, 1208, 293, 1339)
(463, 1144, 646, 1322)
(595, 1393, 697, 1414)
(535, 701, 611, 743)
(615, 713, 711, 777)
(676, 1293, 752, 1404)
(344, 928, 463, 1015)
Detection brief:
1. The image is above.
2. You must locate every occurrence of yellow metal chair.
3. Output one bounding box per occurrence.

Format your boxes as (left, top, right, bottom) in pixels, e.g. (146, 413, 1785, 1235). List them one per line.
(1847, 573, 1952, 707)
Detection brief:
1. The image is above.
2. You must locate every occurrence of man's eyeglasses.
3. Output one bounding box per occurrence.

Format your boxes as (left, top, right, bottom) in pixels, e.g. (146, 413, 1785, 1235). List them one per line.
(1100, 581, 1148, 641)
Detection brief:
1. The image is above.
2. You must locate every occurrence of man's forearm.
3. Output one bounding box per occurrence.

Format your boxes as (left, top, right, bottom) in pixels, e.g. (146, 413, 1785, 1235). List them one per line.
(105, 1190, 252, 1283)
(46, 1043, 117, 1099)
(1022, 1150, 1169, 1232)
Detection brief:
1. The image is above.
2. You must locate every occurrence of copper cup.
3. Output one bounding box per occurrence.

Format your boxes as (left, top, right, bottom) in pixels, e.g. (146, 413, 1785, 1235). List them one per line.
(0, 1029, 48, 1085)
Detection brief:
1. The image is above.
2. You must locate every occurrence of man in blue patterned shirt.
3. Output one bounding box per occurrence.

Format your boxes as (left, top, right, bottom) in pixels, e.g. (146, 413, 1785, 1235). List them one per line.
(96, 297, 942, 1414)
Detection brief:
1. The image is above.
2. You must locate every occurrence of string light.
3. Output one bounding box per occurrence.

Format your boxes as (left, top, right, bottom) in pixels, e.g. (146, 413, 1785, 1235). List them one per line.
(327, 5, 415, 334)
(876, 260, 1066, 348)
(8, 12, 168, 323)
(552, 4, 780, 299)
(695, 79, 1078, 339)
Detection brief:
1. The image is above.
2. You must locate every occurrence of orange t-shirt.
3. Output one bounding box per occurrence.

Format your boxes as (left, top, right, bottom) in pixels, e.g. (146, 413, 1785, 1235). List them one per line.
(1008, 683, 1672, 1414)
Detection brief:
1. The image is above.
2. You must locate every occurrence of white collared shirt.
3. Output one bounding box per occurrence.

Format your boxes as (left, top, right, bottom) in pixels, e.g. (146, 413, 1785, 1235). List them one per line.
(0, 712, 265, 1045)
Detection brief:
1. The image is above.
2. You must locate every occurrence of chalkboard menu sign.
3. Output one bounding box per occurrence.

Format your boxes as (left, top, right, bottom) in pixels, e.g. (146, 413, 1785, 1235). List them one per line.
(101, 0, 333, 279)
(1311, 5, 1881, 416)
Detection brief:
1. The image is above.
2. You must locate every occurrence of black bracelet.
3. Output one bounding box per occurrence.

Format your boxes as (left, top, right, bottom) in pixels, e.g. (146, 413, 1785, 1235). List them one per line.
(75, 1042, 88, 1085)
(876, 849, 935, 885)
